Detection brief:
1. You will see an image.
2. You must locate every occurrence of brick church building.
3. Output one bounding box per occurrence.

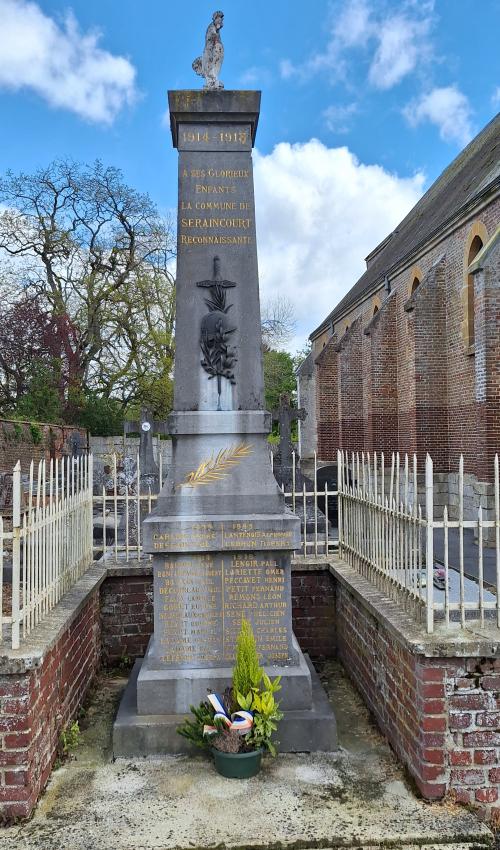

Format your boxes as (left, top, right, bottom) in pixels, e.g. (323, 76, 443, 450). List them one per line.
(298, 113, 499, 522)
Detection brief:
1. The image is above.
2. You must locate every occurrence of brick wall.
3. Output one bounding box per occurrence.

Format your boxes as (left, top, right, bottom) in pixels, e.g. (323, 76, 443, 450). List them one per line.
(1, 561, 499, 825)
(311, 199, 500, 520)
(0, 419, 88, 476)
(0, 589, 100, 820)
(315, 338, 339, 460)
(335, 570, 500, 826)
(291, 569, 336, 660)
(99, 569, 336, 666)
(364, 292, 399, 456)
(338, 319, 365, 454)
(100, 573, 153, 665)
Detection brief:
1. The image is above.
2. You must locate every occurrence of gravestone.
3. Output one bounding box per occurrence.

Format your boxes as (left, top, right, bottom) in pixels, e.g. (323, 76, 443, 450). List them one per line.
(271, 392, 306, 488)
(113, 15, 336, 754)
(124, 408, 169, 493)
(69, 431, 84, 459)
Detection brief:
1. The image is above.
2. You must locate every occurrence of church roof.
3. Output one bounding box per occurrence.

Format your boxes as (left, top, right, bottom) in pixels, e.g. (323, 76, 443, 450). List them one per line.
(310, 112, 500, 340)
(294, 349, 315, 377)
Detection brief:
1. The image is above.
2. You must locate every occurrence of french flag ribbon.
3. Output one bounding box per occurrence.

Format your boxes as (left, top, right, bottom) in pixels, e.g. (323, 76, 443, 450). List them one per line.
(203, 693, 253, 736)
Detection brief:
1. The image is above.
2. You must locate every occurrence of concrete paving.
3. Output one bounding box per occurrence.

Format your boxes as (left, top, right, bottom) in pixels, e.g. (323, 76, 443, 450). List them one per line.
(1, 662, 494, 850)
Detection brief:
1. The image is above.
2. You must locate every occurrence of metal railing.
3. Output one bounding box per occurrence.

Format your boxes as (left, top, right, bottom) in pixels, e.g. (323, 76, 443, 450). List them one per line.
(0, 456, 93, 649)
(337, 450, 500, 633)
(95, 450, 339, 563)
(2, 447, 499, 645)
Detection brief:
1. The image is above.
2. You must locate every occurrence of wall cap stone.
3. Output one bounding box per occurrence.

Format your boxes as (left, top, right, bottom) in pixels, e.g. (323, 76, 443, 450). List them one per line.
(329, 557, 500, 659)
(2, 554, 500, 673)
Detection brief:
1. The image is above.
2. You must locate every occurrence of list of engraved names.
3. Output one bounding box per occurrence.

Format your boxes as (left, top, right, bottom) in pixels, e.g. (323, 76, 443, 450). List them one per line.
(155, 552, 291, 666)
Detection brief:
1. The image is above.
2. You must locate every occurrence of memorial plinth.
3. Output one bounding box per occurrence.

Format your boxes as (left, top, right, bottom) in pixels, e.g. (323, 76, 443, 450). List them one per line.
(113, 90, 336, 755)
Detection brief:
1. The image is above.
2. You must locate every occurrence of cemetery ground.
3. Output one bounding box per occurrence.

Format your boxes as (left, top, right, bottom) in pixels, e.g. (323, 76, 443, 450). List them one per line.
(1, 660, 494, 849)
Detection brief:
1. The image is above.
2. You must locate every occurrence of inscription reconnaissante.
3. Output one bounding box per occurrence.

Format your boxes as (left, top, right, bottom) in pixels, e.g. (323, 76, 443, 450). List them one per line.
(179, 163, 253, 249)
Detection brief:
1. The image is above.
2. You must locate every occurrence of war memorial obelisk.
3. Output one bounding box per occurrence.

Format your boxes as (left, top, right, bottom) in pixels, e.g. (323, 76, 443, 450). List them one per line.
(114, 11, 336, 754)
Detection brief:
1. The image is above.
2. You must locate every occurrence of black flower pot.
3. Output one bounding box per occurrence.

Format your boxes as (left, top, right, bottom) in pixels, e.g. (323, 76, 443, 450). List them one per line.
(211, 747, 263, 779)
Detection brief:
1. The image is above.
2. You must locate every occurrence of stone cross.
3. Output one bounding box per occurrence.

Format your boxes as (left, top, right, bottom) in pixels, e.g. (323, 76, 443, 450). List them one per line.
(271, 393, 307, 484)
(123, 408, 169, 492)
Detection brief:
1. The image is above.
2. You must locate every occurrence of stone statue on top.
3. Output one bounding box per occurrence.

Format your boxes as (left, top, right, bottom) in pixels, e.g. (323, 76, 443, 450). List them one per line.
(192, 10, 225, 90)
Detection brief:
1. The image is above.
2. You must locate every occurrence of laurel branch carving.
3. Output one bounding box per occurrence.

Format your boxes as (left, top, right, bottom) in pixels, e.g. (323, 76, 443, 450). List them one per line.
(179, 443, 253, 488)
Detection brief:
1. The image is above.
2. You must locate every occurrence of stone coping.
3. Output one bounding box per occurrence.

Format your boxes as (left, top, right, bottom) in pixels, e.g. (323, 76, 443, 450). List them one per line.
(329, 558, 500, 659)
(2, 554, 500, 673)
(0, 563, 108, 674)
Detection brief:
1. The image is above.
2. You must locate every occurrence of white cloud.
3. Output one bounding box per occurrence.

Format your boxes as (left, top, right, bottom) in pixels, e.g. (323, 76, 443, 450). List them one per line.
(253, 140, 424, 350)
(280, 0, 434, 90)
(492, 87, 500, 107)
(368, 13, 432, 89)
(404, 86, 474, 146)
(323, 102, 358, 133)
(334, 0, 372, 48)
(0, 0, 137, 124)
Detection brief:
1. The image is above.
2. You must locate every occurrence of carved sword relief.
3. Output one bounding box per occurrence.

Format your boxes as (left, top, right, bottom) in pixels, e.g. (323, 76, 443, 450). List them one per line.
(196, 255, 237, 410)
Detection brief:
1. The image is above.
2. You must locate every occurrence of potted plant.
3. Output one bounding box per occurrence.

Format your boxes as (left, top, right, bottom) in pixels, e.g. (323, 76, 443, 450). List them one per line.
(177, 618, 283, 778)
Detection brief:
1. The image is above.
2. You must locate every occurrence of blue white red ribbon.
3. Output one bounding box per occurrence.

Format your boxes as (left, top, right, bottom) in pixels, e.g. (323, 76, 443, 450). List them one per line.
(203, 693, 253, 736)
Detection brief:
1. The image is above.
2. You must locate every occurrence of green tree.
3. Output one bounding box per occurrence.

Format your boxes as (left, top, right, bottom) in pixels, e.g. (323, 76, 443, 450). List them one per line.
(15, 362, 63, 424)
(77, 393, 125, 437)
(263, 350, 297, 412)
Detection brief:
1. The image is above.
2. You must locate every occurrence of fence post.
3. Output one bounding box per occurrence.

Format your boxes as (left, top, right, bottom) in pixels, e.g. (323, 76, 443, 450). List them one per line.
(337, 449, 342, 554)
(425, 453, 434, 633)
(11, 461, 22, 649)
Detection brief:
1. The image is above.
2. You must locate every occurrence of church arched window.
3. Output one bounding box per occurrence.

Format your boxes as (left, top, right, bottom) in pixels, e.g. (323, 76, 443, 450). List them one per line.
(464, 221, 488, 351)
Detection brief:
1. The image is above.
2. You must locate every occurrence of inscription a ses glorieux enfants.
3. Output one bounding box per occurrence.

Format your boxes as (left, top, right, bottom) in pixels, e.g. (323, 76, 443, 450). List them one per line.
(178, 124, 254, 248)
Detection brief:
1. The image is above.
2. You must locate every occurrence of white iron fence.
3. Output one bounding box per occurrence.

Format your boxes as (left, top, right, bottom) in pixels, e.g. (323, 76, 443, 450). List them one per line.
(93, 451, 339, 563)
(0, 456, 93, 649)
(337, 450, 500, 633)
(1, 448, 499, 646)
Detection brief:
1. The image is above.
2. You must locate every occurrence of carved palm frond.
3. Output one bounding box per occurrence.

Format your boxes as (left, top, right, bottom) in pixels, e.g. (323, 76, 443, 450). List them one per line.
(179, 443, 253, 488)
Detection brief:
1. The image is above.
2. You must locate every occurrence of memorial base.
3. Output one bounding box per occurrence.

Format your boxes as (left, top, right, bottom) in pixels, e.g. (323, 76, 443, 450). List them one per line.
(113, 655, 337, 757)
(137, 635, 311, 714)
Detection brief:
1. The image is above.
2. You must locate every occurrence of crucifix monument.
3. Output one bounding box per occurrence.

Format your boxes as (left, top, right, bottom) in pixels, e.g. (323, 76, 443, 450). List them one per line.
(113, 11, 336, 754)
(272, 392, 307, 488)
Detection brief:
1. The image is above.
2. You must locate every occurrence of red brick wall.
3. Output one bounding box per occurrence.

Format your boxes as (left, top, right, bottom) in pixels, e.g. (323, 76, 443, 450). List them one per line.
(475, 238, 500, 481)
(100, 574, 154, 665)
(291, 569, 336, 660)
(409, 258, 449, 469)
(100, 570, 336, 665)
(0, 419, 88, 475)
(364, 293, 399, 456)
(315, 339, 339, 460)
(312, 197, 500, 482)
(338, 319, 365, 454)
(335, 578, 500, 825)
(0, 590, 100, 820)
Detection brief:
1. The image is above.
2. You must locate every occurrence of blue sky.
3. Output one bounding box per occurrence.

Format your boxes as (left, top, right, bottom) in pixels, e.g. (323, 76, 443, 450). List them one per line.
(0, 0, 499, 348)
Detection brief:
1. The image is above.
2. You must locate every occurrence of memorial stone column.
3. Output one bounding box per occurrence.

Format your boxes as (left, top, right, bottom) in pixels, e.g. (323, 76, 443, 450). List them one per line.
(114, 88, 336, 754)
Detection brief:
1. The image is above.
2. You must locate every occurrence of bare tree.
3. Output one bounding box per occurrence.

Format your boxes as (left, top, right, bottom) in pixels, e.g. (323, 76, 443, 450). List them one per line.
(0, 160, 176, 417)
(260, 294, 296, 351)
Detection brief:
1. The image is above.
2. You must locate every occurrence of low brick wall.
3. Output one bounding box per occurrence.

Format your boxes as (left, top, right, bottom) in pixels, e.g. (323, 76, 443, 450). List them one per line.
(1, 557, 500, 826)
(291, 567, 336, 659)
(0, 574, 101, 820)
(333, 561, 500, 826)
(98, 565, 337, 667)
(100, 570, 153, 665)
